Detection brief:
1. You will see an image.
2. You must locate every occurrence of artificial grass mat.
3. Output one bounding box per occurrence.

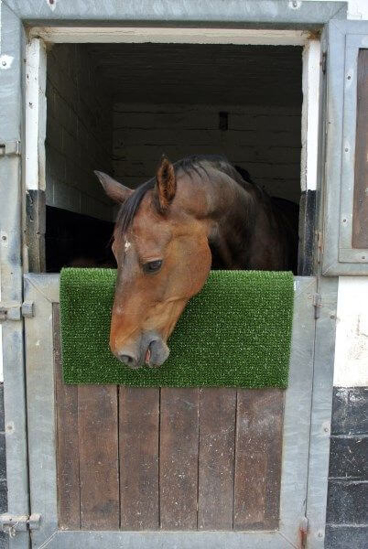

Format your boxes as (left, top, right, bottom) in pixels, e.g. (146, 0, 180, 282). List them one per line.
(60, 268, 294, 388)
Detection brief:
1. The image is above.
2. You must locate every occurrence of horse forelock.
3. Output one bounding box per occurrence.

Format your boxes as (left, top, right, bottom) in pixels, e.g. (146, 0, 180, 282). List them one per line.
(116, 177, 156, 235)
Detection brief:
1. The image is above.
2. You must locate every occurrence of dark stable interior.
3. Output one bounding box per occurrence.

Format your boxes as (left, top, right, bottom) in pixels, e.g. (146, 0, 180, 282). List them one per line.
(45, 43, 303, 272)
(46, 207, 115, 272)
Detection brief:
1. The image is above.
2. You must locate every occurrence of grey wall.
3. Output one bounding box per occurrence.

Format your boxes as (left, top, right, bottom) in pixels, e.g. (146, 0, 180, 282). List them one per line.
(46, 44, 114, 221)
(112, 104, 301, 203)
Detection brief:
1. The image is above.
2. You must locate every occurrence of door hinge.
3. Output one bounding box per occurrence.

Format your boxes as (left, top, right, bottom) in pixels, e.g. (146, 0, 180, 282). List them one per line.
(0, 141, 21, 157)
(0, 513, 41, 536)
(299, 516, 309, 548)
(316, 230, 323, 264)
(321, 51, 327, 74)
(0, 301, 34, 322)
(313, 293, 322, 319)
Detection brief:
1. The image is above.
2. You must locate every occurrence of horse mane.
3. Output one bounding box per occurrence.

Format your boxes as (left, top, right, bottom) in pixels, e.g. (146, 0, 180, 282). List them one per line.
(116, 155, 254, 234)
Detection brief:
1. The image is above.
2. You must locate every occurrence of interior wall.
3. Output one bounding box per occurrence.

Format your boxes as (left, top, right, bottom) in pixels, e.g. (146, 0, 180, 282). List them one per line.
(112, 103, 301, 203)
(46, 44, 114, 221)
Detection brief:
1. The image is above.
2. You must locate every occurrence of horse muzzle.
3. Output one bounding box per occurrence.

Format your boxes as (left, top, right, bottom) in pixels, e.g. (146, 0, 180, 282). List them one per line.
(114, 331, 170, 369)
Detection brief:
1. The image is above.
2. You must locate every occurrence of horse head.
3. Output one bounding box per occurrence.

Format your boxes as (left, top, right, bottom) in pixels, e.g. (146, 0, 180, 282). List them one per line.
(95, 157, 212, 369)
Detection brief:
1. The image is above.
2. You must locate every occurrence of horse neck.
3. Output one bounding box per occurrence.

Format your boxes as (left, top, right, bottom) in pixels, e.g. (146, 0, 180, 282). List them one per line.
(178, 166, 284, 270)
(203, 174, 291, 271)
(203, 173, 260, 269)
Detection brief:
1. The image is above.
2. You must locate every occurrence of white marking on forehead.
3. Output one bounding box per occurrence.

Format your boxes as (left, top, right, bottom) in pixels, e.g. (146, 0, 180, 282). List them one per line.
(124, 239, 131, 252)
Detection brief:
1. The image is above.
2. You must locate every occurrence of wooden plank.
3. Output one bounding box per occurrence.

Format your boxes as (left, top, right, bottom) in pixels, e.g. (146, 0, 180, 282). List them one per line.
(160, 388, 199, 530)
(353, 49, 368, 248)
(234, 389, 284, 530)
(54, 304, 81, 529)
(119, 387, 159, 530)
(78, 384, 120, 530)
(198, 388, 237, 530)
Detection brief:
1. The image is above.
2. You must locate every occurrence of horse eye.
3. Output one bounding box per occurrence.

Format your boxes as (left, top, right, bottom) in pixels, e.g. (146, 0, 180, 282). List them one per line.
(143, 260, 163, 274)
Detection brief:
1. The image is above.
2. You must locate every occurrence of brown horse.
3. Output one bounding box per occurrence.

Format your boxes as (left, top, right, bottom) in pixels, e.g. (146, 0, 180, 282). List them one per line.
(95, 155, 298, 369)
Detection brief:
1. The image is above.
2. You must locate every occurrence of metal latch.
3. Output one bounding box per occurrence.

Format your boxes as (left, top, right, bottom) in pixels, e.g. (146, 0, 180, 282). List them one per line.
(0, 513, 41, 536)
(0, 301, 34, 322)
(22, 301, 34, 318)
(0, 303, 21, 322)
(0, 141, 21, 157)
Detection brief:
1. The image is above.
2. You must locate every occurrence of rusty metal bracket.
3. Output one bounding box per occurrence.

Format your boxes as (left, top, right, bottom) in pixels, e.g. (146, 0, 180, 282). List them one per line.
(299, 516, 309, 548)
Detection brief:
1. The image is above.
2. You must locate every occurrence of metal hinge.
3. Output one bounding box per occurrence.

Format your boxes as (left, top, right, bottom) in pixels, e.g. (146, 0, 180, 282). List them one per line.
(321, 51, 327, 74)
(0, 141, 21, 157)
(316, 231, 323, 264)
(0, 513, 41, 536)
(0, 301, 34, 322)
(313, 293, 322, 319)
(299, 516, 309, 548)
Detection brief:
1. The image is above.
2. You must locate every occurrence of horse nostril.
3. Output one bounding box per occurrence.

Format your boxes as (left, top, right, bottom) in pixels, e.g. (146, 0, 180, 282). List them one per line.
(119, 354, 137, 368)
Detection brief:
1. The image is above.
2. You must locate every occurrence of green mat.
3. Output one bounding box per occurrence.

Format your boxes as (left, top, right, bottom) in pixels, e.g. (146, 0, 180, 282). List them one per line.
(60, 269, 294, 387)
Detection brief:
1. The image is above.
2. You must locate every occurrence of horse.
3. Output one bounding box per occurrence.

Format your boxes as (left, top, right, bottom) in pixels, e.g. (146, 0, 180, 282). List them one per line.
(95, 154, 299, 369)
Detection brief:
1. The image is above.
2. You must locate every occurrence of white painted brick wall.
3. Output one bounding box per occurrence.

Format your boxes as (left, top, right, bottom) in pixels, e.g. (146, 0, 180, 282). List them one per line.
(46, 44, 114, 221)
(113, 104, 302, 203)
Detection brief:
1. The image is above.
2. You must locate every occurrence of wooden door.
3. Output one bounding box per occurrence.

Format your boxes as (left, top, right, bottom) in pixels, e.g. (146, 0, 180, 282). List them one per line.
(24, 274, 316, 548)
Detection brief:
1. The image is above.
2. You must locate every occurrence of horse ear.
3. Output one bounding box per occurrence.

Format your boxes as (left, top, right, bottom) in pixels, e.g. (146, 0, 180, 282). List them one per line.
(155, 155, 176, 211)
(94, 171, 133, 204)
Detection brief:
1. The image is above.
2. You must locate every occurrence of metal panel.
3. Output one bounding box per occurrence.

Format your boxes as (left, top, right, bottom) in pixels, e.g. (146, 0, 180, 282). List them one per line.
(6, 1, 347, 27)
(0, 4, 30, 549)
(26, 529, 307, 549)
(279, 276, 316, 546)
(322, 20, 368, 275)
(305, 277, 338, 548)
(339, 34, 368, 262)
(23, 275, 59, 548)
(24, 274, 316, 548)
